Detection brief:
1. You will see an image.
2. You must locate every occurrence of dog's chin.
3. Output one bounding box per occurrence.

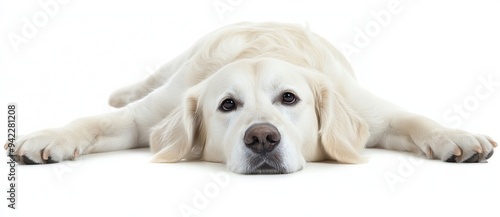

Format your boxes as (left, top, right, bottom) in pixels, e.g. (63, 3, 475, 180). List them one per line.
(249, 162, 287, 174)
(246, 155, 289, 174)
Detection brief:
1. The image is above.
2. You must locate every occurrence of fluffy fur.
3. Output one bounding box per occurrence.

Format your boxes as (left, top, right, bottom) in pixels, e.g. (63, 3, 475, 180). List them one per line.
(6, 22, 496, 174)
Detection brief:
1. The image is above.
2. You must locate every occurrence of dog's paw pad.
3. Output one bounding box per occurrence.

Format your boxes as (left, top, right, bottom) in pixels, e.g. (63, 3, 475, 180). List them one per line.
(463, 153, 480, 163)
(445, 155, 458, 163)
(45, 156, 59, 164)
(22, 155, 41, 165)
(485, 150, 494, 160)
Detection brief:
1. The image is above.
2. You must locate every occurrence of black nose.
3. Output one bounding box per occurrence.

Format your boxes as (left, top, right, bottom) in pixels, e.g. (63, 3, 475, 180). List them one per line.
(244, 123, 281, 154)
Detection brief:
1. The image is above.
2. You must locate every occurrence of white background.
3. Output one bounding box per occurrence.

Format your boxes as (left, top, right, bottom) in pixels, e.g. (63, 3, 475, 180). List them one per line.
(1, 0, 499, 217)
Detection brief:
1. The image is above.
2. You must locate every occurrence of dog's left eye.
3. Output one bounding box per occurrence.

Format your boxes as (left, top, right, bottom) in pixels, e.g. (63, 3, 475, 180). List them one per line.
(220, 98, 237, 112)
(282, 92, 297, 105)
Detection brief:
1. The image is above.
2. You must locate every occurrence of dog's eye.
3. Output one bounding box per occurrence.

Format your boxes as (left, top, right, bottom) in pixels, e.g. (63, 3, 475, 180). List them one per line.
(282, 92, 297, 105)
(220, 99, 237, 112)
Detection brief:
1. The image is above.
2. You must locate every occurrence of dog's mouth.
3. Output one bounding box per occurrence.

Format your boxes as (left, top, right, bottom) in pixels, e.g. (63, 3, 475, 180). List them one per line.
(251, 162, 282, 174)
(248, 156, 287, 174)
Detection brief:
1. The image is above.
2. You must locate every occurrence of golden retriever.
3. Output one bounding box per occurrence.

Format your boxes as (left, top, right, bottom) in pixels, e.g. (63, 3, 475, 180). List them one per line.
(5, 22, 496, 174)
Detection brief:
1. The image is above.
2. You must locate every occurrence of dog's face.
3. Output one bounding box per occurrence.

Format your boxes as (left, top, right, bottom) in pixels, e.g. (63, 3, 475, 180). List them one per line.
(200, 59, 320, 174)
(150, 58, 369, 174)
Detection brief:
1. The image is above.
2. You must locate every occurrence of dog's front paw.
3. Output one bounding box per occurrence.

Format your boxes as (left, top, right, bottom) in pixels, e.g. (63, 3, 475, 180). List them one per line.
(4, 129, 84, 164)
(422, 129, 497, 163)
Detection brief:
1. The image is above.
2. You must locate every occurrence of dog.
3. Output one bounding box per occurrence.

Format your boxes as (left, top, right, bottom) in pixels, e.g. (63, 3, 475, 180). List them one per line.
(5, 22, 496, 174)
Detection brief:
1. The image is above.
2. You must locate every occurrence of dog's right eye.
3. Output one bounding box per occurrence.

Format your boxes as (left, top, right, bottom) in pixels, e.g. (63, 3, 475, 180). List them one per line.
(220, 99, 237, 112)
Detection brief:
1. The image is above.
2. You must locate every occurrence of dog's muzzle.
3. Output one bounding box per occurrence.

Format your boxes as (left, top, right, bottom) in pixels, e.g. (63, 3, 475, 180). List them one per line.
(244, 123, 286, 174)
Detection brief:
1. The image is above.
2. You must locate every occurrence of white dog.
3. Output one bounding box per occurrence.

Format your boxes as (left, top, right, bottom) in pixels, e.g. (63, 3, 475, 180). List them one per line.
(5, 22, 496, 174)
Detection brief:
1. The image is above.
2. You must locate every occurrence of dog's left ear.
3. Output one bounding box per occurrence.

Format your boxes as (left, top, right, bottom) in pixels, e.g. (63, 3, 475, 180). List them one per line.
(307, 73, 370, 163)
(149, 86, 205, 163)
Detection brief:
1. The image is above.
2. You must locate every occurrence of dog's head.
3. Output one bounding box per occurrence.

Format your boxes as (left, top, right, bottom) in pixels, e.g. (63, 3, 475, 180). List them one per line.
(150, 58, 369, 174)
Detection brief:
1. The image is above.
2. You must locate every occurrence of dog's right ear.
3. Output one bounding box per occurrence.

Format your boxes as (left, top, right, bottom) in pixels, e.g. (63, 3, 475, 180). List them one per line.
(149, 86, 205, 163)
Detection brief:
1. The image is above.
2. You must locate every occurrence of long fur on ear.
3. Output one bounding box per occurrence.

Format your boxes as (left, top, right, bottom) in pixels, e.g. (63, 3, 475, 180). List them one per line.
(149, 89, 205, 163)
(309, 74, 370, 163)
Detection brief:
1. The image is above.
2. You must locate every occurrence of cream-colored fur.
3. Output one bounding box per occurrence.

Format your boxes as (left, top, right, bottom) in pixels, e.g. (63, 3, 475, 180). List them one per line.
(6, 22, 496, 173)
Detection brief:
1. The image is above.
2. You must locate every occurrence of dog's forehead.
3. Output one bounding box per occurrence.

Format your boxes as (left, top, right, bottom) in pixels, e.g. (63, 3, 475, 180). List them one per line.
(211, 58, 307, 90)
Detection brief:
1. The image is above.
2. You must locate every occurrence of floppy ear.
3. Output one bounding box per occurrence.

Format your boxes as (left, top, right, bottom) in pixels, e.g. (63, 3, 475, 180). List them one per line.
(309, 73, 370, 163)
(149, 88, 205, 162)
